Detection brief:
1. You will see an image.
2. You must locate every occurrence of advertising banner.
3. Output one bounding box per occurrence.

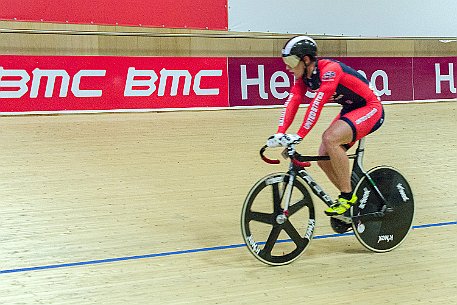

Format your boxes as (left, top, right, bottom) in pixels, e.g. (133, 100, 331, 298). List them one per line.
(413, 57, 457, 100)
(0, 0, 228, 30)
(228, 57, 457, 107)
(228, 58, 289, 107)
(0, 55, 229, 112)
(333, 57, 413, 102)
(1, 55, 455, 114)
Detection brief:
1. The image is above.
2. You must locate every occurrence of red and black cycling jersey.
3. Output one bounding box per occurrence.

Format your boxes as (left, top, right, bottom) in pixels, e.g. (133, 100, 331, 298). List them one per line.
(278, 58, 381, 138)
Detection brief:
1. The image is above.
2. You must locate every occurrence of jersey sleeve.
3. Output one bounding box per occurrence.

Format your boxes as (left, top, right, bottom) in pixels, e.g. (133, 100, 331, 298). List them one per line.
(296, 64, 342, 138)
(277, 78, 307, 134)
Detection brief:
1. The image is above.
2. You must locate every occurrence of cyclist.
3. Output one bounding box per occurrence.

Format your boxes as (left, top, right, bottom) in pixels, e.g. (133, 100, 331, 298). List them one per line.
(266, 36, 384, 216)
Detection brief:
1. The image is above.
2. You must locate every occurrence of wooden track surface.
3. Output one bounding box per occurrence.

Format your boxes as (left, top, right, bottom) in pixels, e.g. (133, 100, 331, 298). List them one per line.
(0, 102, 456, 304)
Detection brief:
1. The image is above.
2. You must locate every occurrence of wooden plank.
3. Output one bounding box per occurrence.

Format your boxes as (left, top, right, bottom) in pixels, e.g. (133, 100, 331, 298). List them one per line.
(0, 102, 456, 304)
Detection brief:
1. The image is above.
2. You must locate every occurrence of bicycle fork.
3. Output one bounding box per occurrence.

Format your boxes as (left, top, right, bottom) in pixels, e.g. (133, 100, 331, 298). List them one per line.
(276, 173, 296, 224)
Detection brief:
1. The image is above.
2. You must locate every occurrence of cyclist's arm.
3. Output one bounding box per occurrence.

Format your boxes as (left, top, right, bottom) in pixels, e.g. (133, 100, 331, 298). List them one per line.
(296, 70, 341, 138)
(277, 78, 307, 134)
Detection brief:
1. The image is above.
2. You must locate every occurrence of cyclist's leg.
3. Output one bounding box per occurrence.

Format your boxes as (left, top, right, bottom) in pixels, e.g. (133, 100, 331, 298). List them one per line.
(317, 115, 344, 190)
(320, 120, 354, 193)
(317, 145, 340, 190)
(320, 103, 384, 178)
(321, 121, 357, 216)
(323, 103, 384, 215)
(329, 103, 384, 191)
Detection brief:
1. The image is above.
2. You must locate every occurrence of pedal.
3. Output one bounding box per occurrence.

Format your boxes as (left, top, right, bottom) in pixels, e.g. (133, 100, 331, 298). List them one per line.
(330, 216, 352, 234)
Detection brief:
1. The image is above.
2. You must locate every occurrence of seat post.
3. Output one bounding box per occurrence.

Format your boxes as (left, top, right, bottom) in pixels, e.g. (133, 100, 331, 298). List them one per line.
(352, 138, 367, 181)
(356, 138, 366, 167)
(357, 137, 367, 151)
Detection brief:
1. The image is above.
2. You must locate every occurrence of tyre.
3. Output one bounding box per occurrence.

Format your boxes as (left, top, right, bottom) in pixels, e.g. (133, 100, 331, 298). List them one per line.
(241, 173, 315, 265)
(351, 166, 414, 252)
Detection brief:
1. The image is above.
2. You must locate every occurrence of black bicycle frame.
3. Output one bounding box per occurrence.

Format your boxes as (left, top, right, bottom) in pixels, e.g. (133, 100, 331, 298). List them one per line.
(288, 138, 366, 207)
(287, 138, 390, 221)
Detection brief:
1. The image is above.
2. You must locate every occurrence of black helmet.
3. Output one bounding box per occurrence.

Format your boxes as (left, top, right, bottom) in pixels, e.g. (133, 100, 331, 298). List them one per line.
(282, 36, 317, 68)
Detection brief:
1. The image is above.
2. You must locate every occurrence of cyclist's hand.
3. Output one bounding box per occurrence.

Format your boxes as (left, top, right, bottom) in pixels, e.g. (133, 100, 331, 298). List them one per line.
(266, 133, 302, 148)
(266, 133, 284, 148)
(281, 134, 302, 146)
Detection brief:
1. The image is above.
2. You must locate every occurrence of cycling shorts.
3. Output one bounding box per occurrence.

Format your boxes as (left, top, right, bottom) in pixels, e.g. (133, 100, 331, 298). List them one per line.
(332, 102, 384, 148)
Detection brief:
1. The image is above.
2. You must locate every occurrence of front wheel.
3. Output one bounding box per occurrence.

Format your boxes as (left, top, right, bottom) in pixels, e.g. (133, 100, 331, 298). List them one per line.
(241, 173, 315, 266)
(351, 166, 414, 252)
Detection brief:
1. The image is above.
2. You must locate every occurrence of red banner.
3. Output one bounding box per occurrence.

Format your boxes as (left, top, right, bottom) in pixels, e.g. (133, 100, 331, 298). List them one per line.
(228, 57, 456, 107)
(413, 57, 457, 100)
(1, 55, 455, 114)
(0, 0, 228, 30)
(0, 56, 229, 112)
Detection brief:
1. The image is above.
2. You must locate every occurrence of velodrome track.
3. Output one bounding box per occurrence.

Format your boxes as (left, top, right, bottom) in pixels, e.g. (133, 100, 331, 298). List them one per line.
(0, 101, 456, 304)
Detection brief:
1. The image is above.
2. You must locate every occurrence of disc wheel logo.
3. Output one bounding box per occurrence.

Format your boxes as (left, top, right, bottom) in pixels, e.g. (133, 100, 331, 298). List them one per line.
(377, 234, 394, 243)
(396, 183, 410, 202)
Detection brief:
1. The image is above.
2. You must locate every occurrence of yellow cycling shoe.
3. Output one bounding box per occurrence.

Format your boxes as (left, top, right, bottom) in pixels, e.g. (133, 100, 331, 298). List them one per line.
(325, 194, 358, 216)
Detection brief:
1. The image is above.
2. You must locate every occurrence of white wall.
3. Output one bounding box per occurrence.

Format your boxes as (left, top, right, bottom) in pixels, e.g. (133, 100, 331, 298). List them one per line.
(228, 0, 457, 37)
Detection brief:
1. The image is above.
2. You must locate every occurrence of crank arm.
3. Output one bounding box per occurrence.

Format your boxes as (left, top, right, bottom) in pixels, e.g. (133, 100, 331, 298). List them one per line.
(351, 205, 393, 222)
(332, 214, 352, 224)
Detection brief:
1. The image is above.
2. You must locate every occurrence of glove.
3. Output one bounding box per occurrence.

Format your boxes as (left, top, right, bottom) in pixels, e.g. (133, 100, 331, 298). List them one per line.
(266, 133, 302, 148)
(280, 134, 302, 146)
(266, 133, 284, 148)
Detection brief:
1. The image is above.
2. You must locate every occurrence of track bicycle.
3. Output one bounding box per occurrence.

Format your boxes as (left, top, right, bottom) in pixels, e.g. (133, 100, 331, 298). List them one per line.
(241, 138, 414, 266)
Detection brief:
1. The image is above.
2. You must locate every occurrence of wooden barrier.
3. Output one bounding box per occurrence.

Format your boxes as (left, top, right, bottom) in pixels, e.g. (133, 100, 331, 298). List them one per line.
(1, 21, 456, 57)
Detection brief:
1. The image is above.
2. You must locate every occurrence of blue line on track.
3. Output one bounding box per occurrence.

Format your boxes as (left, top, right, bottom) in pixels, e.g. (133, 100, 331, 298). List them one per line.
(1, 220, 455, 275)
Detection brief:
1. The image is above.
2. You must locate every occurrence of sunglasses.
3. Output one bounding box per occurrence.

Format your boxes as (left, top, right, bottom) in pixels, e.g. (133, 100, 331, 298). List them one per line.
(282, 55, 301, 69)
